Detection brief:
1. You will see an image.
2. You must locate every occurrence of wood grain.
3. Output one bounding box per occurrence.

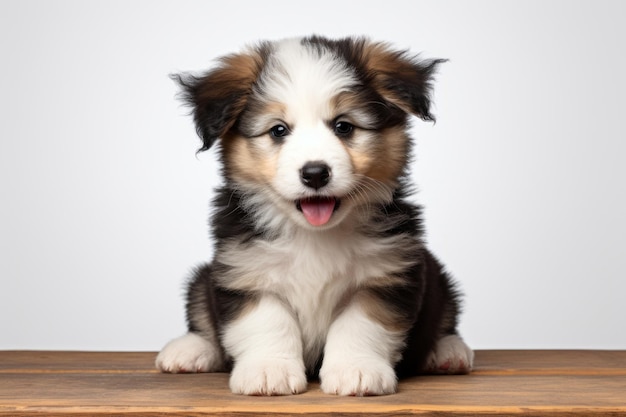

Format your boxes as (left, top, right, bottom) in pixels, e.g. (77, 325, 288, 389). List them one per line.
(1, 350, 625, 416)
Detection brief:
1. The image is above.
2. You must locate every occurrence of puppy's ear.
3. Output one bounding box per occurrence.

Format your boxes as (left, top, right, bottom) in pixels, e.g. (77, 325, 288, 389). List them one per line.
(171, 50, 265, 152)
(364, 42, 446, 122)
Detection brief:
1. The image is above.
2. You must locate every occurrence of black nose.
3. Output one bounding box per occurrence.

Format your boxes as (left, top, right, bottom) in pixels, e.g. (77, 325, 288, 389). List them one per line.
(300, 161, 331, 190)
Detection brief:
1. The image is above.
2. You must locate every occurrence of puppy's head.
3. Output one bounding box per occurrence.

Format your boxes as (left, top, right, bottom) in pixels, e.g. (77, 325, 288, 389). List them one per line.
(174, 36, 444, 230)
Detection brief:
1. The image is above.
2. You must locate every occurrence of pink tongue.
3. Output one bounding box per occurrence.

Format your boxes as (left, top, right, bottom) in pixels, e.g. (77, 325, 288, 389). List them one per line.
(300, 198, 336, 226)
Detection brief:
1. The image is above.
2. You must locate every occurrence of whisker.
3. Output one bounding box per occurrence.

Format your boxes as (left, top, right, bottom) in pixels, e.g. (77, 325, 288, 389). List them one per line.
(345, 175, 395, 220)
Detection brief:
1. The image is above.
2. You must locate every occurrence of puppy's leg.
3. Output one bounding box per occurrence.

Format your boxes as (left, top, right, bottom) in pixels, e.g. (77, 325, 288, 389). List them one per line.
(425, 334, 474, 374)
(222, 295, 307, 396)
(156, 332, 224, 373)
(320, 291, 404, 396)
(420, 250, 473, 375)
(156, 264, 226, 373)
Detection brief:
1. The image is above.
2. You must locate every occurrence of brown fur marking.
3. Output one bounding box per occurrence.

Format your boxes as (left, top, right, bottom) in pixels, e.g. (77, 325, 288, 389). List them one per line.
(354, 288, 411, 332)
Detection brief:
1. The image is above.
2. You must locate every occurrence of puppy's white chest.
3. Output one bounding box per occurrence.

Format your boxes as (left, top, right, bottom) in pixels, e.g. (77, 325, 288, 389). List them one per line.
(218, 227, 414, 369)
(261, 229, 357, 313)
(267, 231, 360, 368)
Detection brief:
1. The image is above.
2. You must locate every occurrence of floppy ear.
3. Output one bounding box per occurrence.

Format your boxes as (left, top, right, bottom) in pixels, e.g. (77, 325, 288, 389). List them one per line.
(363, 42, 446, 121)
(171, 50, 264, 152)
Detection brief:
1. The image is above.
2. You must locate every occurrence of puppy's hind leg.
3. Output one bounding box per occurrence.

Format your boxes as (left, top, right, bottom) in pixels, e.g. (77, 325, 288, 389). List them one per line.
(421, 251, 474, 375)
(156, 264, 226, 373)
(425, 334, 474, 375)
(156, 332, 225, 373)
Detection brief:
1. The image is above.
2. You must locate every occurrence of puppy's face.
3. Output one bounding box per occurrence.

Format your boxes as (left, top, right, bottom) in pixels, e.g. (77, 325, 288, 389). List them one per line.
(176, 37, 443, 230)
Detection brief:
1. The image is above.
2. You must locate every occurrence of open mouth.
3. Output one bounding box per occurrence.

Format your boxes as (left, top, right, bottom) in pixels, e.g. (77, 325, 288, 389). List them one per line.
(296, 197, 340, 226)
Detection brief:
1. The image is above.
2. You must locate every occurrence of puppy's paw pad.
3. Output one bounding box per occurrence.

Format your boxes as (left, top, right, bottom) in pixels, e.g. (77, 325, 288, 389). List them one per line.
(320, 361, 397, 396)
(155, 333, 223, 373)
(229, 359, 307, 396)
(426, 334, 474, 375)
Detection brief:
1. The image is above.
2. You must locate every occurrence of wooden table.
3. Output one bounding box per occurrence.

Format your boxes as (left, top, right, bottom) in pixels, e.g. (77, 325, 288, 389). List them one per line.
(1, 350, 625, 415)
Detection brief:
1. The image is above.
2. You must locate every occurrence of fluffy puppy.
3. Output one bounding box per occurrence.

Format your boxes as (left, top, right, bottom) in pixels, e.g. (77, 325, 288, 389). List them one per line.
(156, 35, 473, 396)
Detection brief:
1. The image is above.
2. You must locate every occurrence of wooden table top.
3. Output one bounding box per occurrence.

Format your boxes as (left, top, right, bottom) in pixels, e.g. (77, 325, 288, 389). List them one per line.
(1, 350, 625, 415)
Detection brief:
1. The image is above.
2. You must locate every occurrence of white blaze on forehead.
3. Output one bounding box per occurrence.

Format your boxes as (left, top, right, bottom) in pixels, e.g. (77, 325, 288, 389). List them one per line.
(259, 38, 358, 122)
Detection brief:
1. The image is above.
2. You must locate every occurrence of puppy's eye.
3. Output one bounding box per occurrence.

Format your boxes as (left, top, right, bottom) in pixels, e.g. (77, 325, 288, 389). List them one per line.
(334, 121, 354, 137)
(269, 124, 289, 139)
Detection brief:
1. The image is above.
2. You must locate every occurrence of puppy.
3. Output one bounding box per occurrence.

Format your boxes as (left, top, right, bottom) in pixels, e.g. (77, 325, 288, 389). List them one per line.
(156, 35, 473, 396)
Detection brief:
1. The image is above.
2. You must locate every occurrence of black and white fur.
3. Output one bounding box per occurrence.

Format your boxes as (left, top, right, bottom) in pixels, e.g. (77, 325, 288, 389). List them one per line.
(156, 35, 473, 396)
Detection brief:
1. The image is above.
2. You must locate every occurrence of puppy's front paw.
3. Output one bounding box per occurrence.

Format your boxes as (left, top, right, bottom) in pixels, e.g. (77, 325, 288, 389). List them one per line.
(320, 359, 397, 396)
(426, 334, 474, 374)
(155, 332, 223, 373)
(229, 358, 307, 396)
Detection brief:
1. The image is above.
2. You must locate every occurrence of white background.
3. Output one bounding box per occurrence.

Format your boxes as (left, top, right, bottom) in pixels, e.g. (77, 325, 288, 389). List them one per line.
(1, 0, 625, 351)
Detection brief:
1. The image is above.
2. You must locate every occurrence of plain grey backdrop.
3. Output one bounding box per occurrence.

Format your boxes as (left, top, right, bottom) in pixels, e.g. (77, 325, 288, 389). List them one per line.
(1, 0, 625, 351)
